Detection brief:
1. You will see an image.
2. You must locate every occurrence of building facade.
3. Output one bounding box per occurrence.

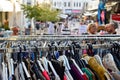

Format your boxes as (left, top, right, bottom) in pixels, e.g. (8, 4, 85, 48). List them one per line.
(87, 0, 99, 11)
(51, 0, 88, 14)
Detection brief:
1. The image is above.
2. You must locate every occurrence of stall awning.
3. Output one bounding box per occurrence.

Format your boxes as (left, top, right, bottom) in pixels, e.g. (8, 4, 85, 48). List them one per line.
(0, 1, 21, 12)
(0, 0, 13, 12)
(84, 12, 92, 16)
(59, 14, 68, 18)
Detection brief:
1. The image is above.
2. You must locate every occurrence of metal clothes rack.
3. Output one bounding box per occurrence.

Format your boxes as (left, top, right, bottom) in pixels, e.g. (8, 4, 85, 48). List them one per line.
(0, 35, 120, 41)
(0, 43, 114, 53)
(0, 35, 119, 53)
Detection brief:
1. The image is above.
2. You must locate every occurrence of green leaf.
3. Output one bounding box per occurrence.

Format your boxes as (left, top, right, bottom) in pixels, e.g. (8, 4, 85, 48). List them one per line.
(21, 3, 60, 22)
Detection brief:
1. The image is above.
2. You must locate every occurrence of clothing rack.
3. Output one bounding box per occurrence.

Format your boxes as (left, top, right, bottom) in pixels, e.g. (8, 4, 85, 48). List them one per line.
(0, 35, 120, 41)
(0, 35, 119, 53)
(0, 43, 113, 53)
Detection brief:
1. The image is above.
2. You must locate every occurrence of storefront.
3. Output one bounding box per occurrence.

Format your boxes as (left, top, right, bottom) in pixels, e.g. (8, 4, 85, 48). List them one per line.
(0, 0, 13, 24)
(0, 0, 22, 29)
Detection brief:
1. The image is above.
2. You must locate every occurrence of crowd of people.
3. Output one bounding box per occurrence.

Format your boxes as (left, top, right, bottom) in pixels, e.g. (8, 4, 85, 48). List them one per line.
(87, 22, 118, 35)
(9, 20, 119, 36)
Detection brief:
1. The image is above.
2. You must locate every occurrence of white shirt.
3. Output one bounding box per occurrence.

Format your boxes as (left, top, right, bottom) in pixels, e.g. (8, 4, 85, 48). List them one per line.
(48, 22, 54, 34)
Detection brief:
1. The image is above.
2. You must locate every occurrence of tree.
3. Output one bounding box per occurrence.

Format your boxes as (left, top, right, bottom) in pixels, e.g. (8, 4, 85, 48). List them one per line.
(21, 3, 60, 22)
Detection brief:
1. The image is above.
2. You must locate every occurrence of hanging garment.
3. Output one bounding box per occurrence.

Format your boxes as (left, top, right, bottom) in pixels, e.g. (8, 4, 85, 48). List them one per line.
(84, 56, 108, 80)
(98, 1, 106, 25)
(22, 62, 31, 79)
(71, 59, 84, 75)
(31, 63, 46, 80)
(2, 62, 8, 80)
(103, 53, 119, 72)
(18, 63, 25, 80)
(0, 69, 2, 80)
(94, 55, 113, 80)
(14, 64, 19, 80)
(42, 70, 50, 80)
(82, 68, 93, 80)
(80, 58, 97, 80)
(69, 59, 84, 80)
(51, 59, 65, 80)
(0, 53, 3, 69)
(101, 10, 105, 23)
(58, 55, 73, 80)
(48, 61, 60, 80)
(111, 72, 120, 80)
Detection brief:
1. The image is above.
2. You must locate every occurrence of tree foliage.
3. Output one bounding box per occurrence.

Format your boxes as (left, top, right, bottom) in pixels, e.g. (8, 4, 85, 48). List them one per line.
(21, 3, 60, 22)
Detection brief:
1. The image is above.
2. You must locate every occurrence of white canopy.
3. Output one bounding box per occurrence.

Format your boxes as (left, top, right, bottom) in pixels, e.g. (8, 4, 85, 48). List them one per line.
(0, 0, 21, 12)
(0, 0, 13, 12)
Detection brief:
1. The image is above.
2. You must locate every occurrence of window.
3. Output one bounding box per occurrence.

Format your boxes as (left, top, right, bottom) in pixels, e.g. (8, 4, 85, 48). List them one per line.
(68, 2, 70, 7)
(54, 2, 56, 6)
(74, 2, 76, 7)
(76, 2, 78, 7)
(27, 0, 31, 5)
(64, 2, 66, 7)
(79, 3, 81, 7)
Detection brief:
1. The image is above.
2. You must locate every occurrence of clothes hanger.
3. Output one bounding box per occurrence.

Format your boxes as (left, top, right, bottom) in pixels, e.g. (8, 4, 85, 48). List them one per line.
(18, 45, 22, 62)
(18, 44, 31, 79)
(34, 46, 39, 62)
(47, 60, 60, 80)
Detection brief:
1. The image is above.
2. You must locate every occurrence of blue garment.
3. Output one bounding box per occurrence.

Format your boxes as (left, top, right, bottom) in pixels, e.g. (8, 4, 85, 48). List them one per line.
(93, 49, 98, 55)
(98, 1, 105, 25)
(30, 52, 35, 61)
(54, 51, 59, 59)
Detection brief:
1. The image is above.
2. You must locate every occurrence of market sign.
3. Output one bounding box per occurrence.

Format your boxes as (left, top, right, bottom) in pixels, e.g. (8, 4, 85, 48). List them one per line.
(72, 10, 80, 13)
(111, 14, 120, 21)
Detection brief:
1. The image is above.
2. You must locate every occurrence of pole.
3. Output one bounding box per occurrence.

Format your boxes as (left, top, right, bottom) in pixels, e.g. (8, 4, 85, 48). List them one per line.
(13, 0, 17, 27)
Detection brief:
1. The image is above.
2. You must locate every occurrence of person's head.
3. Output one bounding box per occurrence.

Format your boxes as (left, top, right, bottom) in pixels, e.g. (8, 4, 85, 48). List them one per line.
(105, 23, 117, 34)
(87, 23, 97, 34)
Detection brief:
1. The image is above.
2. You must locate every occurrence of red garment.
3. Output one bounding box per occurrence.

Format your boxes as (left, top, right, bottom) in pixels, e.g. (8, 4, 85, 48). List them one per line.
(82, 73, 89, 80)
(63, 75, 67, 80)
(42, 70, 50, 80)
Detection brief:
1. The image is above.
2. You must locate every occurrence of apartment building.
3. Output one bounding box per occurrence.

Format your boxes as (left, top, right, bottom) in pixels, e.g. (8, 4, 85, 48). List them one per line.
(51, 0, 87, 14)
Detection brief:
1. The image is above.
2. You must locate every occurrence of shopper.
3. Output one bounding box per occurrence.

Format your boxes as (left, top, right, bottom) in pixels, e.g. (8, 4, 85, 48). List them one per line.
(57, 23, 62, 35)
(105, 23, 118, 34)
(48, 22, 55, 35)
(87, 23, 97, 35)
